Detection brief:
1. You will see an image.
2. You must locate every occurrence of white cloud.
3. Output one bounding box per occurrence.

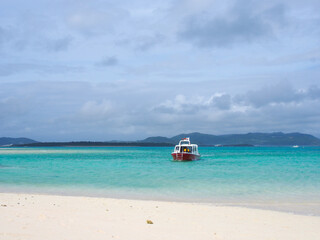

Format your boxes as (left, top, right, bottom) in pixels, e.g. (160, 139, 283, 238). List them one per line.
(153, 93, 232, 113)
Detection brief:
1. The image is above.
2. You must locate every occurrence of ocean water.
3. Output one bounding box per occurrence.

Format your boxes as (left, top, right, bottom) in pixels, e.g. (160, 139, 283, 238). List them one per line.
(1, 146, 320, 215)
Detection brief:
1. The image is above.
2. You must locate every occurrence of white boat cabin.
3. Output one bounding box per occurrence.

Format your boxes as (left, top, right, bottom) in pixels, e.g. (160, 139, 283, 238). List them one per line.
(173, 138, 199, 154)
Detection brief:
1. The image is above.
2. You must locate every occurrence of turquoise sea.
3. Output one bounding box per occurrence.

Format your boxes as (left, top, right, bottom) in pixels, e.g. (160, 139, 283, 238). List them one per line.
(1, 146, 320, 215)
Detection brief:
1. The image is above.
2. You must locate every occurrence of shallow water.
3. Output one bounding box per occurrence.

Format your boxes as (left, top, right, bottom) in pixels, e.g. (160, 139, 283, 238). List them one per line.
(1, 146, 319, 215)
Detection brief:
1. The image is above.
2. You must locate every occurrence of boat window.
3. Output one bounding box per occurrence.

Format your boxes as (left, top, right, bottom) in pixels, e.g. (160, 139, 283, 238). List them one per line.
(180, 147, 189, 152)
(175, 146, 179, 151)
(181, 146, 192, 152)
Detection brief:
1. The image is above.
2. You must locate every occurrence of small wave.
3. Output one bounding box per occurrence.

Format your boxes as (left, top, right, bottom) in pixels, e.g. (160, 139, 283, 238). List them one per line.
(0, 164, 22, 170)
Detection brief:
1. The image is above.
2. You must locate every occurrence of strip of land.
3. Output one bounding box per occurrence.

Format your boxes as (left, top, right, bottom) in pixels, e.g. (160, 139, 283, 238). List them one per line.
(1, 193, 320, 240)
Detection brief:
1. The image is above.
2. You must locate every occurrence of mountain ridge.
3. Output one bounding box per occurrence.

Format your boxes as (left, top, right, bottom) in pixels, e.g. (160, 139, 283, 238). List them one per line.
(0, 137, 38, 146)
(2, 132, 320, 146)
(140, 132, 320, 146)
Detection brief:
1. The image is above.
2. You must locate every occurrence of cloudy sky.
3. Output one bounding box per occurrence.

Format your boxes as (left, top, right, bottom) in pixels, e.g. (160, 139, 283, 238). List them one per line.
(1, 0, 320, 141)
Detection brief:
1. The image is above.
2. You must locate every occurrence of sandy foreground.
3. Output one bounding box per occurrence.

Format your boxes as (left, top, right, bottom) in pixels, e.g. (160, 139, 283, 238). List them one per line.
(1, 193, 320, 240)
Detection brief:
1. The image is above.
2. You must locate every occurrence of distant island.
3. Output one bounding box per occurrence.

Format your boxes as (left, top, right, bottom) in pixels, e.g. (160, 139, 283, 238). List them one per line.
(1, 132, 320, 147)
(140, 132, 320, 146)
(10, 141, 174, 147)
(0, 137, 38, 146)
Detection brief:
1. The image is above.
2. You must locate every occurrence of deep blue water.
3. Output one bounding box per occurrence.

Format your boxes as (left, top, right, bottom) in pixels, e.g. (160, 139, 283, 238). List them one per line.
(0, 146, 320, 213)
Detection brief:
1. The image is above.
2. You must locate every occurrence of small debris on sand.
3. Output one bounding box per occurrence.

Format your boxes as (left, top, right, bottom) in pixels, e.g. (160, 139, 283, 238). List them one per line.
(146, 220, 153, 224)
(1, 204, 7, 207)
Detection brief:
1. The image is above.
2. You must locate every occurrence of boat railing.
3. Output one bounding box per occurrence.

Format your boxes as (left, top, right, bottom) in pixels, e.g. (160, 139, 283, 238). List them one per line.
(179, 138, 190, 146)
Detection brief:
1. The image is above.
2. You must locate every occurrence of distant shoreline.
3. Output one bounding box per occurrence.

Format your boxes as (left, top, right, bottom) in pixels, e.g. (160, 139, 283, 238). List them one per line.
(9, 142, 257, 147)
(4, 143, 320, 147)
(11, 142, 175, 147)
(2, 132, 320, 147)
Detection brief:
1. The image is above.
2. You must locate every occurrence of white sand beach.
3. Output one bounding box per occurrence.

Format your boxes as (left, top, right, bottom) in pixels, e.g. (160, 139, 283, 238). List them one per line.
(1, 193, 320, 240)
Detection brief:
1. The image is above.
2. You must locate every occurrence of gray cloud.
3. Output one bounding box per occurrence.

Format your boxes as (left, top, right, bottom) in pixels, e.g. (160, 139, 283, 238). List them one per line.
(0, 25, 14, 51)
(262, 3, 286, 25)
(0, 97, 30, 121)
(149, 82, 320, 137)
(66, 6, 130, 37)
(116, 33, 165, 52)
(135, 34, 165, 51)
(308, 85, 320, 99)
(0, 80, 320, 141)
(0, 63, 82, 77)
(1, 0, 320, 140)
(95, 56, 118, 67)
(178, 2, 286, 48)
(237, 83, 320, 107)
(212, 94, 232, 110)
(44, 36, 73, 52)
(80, 100, 113, 119)
(0, 26, 9, 47)
(0, 14, 73, 53)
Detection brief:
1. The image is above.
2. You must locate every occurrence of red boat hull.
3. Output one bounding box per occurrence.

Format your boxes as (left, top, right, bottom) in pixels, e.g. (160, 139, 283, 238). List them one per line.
(171, 153, 200, 161)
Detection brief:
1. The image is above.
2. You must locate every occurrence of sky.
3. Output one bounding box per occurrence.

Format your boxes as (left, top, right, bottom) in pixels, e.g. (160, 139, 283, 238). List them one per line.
(0, 0, 320, 141)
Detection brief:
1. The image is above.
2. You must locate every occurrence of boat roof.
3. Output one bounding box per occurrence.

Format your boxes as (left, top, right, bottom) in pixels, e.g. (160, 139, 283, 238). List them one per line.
(176, 138, 198, 146)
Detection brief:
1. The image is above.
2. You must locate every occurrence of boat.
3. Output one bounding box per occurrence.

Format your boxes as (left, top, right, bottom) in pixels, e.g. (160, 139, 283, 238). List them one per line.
(171, 137, 200, 161)
(292, 145, 299, 148)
